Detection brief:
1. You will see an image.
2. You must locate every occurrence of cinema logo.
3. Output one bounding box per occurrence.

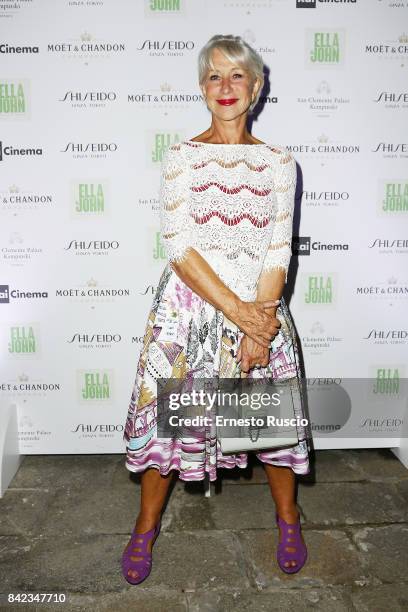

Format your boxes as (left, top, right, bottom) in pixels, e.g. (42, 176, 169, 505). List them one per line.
(306, 30, 345, 67)
(0, 80, 28, 117)
(301, 189, 350, 208)
(0, 184, 53, 213)
(292, 237, 349, 255)
(68, 333, 122, 349)
(59, 90, 117, 109)
(297, 0, 357, 7)
(71, 423, 124, 439)
(372, 143, 408, 160)
(365, 33, 408, 61)
(150, 132, 182, 164)
(0, 141, 43, 161)
(72, 181, 107, 216)
(8, 325, 40, 358)
(368, 238, 408, 255)
(363, 329, 407, 346)
(0, 285, 48, 303)
(356, 277, 408, 302)
(61, 142, 117, 160)
(47, 32, 125, 61)
(302, 321, 343, 356)
(374, 91, 408, 110)
(296, 80, 351, 118)
(378, 180, 408, 214)
(64, 240, 119, 256)
(77, 369, 114, 403)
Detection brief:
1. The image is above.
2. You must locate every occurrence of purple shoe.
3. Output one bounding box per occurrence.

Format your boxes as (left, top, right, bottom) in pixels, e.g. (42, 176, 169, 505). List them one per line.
(122, 519, 161, 585)
(276, 512, 307, 574)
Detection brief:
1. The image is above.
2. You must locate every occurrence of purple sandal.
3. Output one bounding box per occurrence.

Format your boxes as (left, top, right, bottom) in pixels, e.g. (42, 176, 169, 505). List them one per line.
(122, 519, 161, 585)
(276, 512, 307, 574)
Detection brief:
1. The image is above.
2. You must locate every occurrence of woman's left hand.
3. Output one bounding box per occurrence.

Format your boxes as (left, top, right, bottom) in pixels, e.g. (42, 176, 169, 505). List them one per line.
(236, 333, 270, 374)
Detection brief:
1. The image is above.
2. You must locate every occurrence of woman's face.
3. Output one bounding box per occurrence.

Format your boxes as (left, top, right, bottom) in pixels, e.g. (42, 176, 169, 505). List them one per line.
(201, 47, 261, 119)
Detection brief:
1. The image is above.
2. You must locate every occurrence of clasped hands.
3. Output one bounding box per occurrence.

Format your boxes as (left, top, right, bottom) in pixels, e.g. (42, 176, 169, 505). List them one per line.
(233, 299, 281, 375)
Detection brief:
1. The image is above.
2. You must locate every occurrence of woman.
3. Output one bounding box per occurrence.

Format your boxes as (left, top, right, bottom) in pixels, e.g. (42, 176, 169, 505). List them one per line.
(122, 34, 312, 584)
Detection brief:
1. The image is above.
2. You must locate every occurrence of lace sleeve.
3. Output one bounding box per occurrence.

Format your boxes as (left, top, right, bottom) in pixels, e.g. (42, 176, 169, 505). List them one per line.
(159, 144, 194, 264)
(261, 148, 297, 283)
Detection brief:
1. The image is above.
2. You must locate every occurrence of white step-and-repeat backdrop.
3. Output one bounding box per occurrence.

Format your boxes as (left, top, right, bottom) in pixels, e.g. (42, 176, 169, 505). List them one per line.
(1, 0, 407, 454)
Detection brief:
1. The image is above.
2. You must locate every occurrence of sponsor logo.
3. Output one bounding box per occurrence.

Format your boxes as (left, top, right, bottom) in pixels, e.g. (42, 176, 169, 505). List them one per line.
(0, 141, 43, 160)
(363, 330, 407, 345)
(304, 275, 334, 304)
(78, 370, 113, 402)
(0, 80, 27, 116)
(8, 325, 37, 355)
(0, 44, 39, 53)
(368, 238, 408, 254)
(153, 232, 166, 260)
(73, 182, 106, 215)
(301, 189, 350, 207)
(0, 285, 48, 302)
(293, 237, 349, 255)
(379, 180, 408, 212)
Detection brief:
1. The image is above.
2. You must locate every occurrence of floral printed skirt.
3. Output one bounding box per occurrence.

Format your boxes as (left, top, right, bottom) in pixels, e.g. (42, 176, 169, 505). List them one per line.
(123, 263, 311, 481)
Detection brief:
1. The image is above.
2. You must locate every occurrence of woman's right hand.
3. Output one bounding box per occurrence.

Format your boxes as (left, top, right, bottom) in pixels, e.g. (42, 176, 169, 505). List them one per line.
(229, 299, 281, 348)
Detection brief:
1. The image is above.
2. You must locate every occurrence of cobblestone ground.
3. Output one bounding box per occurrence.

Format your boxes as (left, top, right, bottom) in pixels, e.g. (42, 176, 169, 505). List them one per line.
(0, 449, 407, 611)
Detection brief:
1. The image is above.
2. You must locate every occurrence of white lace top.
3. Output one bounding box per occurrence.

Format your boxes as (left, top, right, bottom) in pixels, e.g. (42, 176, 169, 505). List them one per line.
(159, 139, 297, 302)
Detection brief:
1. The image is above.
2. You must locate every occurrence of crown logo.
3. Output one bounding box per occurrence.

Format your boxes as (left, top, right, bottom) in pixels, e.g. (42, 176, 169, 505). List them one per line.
(317, 80, 331, 94)
(388, 276, 398, 285)
(9, 184, 19, 193)
(311, 321, 324, 335)
(318, 133, 329, 143)
(242, 29, 256, 44)
(9, 231, 23, 244)
(18, 372, 29, 382)
(160, 82, 171, 92)
(81, 32, 92, 41)
(87, 278, 98, 287)
(398, 32, 408, 43)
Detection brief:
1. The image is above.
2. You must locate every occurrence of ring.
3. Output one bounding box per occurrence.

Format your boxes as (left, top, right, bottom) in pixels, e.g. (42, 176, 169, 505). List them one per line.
(254, 363, 261, 369)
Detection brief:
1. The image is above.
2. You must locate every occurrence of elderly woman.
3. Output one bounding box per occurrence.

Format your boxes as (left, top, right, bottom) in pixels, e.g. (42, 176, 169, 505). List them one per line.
(122, 34, 311, 584)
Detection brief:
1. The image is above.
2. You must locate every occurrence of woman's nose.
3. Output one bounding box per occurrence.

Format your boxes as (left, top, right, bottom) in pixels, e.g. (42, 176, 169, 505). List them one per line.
(220, 79, 233, 93)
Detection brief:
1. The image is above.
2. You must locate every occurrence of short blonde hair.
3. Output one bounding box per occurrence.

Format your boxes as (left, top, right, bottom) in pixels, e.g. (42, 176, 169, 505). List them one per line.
(198, 34, 265, 114)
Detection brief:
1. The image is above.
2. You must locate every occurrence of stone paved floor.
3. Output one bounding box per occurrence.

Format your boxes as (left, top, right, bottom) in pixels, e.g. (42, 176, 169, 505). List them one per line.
(0, 449, 408, 611)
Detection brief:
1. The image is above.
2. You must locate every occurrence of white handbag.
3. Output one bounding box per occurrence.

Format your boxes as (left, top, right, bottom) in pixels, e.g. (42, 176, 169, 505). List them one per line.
(216, 377, 300, 454)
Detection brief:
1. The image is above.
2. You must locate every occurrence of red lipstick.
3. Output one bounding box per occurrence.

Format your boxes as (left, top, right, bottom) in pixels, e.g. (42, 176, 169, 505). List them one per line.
(217, 98, 238, 106)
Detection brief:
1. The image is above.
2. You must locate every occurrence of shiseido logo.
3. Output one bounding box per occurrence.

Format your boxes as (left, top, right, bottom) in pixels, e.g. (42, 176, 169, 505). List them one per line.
(61, 143, 118, 153)
(141, 285, 156, 295)
(372, 143, 408, 153)
(60, 91, 117, 103)
(71, 424, 124, 433)
(368, 239, 408, 250)
(64, 240, 119, 251)
(0, 44, 39, 54)
(374, 92, 408, 104)
(68, 333, 122, 344)
(364, 330, 407, 341)
(137, 40, 195, 51)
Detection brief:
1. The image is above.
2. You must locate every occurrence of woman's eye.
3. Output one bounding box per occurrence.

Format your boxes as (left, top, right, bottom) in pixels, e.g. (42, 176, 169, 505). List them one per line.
(233, 73, 243, 78)
(209, 75, 219, 80)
